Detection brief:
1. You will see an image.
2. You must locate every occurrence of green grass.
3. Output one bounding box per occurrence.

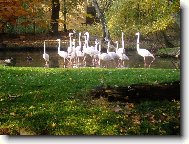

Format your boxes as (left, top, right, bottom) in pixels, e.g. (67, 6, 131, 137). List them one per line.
(0, 66, 180, 135)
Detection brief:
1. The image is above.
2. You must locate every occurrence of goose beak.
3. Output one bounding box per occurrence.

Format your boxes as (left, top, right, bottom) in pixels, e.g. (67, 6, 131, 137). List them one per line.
(135, 32, 139, 35)
(69, 33, 73, 37)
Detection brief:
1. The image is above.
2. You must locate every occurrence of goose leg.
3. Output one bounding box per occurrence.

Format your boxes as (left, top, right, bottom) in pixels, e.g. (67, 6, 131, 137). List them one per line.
(98, 59, 101, 67)
(149, 56, 155, 68)
(45, 61, 49, 68)
(122, 60, 125, 68)
(144, 57, 147, 68)
(64, 58, 66, 68)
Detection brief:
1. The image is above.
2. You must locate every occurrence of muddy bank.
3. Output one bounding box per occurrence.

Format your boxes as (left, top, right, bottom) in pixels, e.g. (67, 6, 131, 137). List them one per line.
(90, 81, 180, 103)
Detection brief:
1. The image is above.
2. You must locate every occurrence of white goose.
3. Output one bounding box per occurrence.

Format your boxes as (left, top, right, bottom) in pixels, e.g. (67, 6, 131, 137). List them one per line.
(75, 32, 84, 67)
(83, 32, 96, 57)
(107, 40, 119, 67)
(82, 33, 97, 66)
(115, 41, 129, 68)
(135, 32, 155, 67)
(43, 40, 49, 67)
(116, 32, 125, 55)
(92, 39, 100, 66)
(75, 32, 82, 51)
(68, 39, 77, 67)
(98, 41, 112, 68)
(57, 39, 68, 68)
(67, 33, 74, 56)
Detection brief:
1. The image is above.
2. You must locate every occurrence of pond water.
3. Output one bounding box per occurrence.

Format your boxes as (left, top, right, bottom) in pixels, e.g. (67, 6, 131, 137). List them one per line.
(0, 49, 179, 69)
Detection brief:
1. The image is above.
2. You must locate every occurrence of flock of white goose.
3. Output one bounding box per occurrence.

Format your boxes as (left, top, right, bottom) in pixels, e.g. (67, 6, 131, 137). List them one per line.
(43, 32, 155, 68)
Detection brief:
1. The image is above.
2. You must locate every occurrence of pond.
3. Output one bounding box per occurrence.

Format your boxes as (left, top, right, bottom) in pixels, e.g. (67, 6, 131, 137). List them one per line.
(0, 49, 179, 69)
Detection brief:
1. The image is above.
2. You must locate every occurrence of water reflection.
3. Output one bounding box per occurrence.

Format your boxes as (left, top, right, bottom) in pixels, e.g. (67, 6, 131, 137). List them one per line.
(0, 50, 179, 69)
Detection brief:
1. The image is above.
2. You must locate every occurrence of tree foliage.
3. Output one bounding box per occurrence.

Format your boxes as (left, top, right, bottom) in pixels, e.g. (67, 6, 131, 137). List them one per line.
(0, 0, 180, 42)
(0, 0, 52, 33)
(106, 0, 180, 37)
(0, 0, 29, 32)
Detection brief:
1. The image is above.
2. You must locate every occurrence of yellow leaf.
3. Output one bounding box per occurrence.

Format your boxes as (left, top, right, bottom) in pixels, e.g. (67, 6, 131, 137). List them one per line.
(51, 122, 56, 127)
(10, 112, 15, 116)
(83, 13, 93, 18)
(57, 19, 66, 24)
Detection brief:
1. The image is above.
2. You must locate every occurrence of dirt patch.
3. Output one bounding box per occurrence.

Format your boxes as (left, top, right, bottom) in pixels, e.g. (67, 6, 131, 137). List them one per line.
(90, 81, 180, 103)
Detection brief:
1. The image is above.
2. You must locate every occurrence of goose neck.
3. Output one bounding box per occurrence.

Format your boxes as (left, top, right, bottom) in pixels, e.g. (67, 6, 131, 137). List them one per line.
(122, 32, 124, 48)
(58, 40, 61, 52)
(99, 43, 101, 53)
(107, 41, 110, 53)
(136, 34, 140, 50)
(44, 41, 46, 53)
(95, 43, 98, 51)
(79, 35, 81, 47)
(122, 40, 124, 49)
(116, 42, 118, 53)
(69, 36, 72, 47)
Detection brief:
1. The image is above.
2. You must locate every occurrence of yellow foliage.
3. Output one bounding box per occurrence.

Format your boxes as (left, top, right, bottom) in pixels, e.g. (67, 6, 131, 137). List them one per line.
(83, 13, 94, 18)
(57, 19, 65, 24)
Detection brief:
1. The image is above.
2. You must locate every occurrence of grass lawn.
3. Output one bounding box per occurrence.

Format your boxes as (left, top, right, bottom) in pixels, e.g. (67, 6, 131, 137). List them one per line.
(0, 66, 180, 135)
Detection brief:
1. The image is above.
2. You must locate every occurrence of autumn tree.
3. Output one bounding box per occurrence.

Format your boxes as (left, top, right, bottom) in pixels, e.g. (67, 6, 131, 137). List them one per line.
(61, 0, 85, 32)
(0, 0, 29, 33)
(27, 0, 51, 33)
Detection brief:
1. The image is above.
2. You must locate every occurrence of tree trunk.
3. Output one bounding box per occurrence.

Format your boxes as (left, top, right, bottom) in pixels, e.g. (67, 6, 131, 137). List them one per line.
(92, 0, 110, 42)
(63, 0, 67, 32)
(51, 0, 60, 34)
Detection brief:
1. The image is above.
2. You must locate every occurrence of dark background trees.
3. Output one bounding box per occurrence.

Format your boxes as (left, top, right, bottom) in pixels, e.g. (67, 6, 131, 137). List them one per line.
(0, 0, 180, 49)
